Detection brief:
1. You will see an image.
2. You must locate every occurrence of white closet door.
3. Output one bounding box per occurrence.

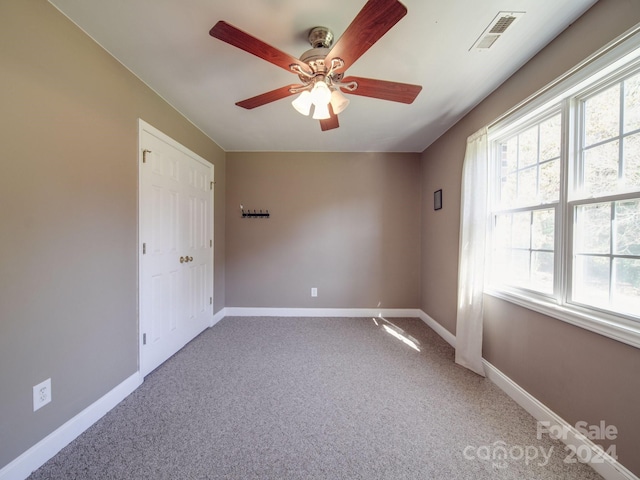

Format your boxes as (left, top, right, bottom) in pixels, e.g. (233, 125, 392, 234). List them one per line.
(139, 122, 213, 377)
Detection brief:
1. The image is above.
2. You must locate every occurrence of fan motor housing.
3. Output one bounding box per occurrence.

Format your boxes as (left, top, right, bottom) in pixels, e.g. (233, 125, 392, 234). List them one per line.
(300, 26, 333, 74)
(300, 47, 330, 65)
(298, 27, 343, 83)
(307, 27, 333, 48)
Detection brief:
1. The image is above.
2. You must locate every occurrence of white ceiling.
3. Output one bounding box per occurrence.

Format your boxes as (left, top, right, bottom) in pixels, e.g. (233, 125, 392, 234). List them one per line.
(49, 0, 597, 153)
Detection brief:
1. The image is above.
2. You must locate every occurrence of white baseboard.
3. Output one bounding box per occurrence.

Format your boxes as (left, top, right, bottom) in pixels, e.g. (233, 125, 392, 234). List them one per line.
(483, 360, 638, 480)
(417, 310, 457, 348)
(219, 307, 460, 349)
(414, 310, 636, 480)
(210, 308, 225, 327)
(5, 310, 635, 480)
(0, 372, 142, 480)
(223, 307, 422, 318)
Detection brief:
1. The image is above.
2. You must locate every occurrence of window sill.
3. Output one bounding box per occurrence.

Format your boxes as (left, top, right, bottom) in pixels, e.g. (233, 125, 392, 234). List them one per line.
(484, 288, 640, 350)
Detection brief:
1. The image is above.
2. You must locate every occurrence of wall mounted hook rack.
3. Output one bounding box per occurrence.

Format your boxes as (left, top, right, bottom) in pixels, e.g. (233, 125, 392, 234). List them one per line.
(240, 204, 270, 219)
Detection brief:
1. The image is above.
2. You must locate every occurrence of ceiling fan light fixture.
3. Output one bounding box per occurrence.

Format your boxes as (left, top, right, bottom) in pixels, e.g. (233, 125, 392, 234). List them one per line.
(294, 80, 336, 120)
(330, 89, 350, 115)
(312, 101, 331, 120)
(310, 80, 332, 107)
(292, 90, 313, 116)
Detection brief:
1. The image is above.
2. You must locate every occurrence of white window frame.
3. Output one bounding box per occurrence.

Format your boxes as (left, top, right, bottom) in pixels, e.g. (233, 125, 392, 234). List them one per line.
(486, 24, 640, 349)
(489, 107, 564, 300)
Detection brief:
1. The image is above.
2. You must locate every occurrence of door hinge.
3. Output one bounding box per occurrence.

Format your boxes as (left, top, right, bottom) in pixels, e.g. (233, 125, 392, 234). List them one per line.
(143, 333, 147, 345)
(210, 181, 214, 190)
(210, 239, 213, 248)
(142, 243, 146, 254)
(142, 149, 151, 163)
(210, 297, 213, 305)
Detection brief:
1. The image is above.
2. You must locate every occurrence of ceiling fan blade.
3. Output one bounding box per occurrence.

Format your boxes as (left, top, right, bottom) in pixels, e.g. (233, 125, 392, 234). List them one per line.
(210, 21, 308, 73)
(235, 85, 300, 109)
(319, 105, 339, 131)
(341, 76, 422, 104)
(326, 0, 407, 71)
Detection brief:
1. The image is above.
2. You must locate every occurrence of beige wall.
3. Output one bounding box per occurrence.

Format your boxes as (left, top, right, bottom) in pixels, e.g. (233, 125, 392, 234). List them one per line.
(3, 0, 640, 476)
(0, 0, 225, 469)
(226, 152, 421, 309)
(420, 0, 640, 475)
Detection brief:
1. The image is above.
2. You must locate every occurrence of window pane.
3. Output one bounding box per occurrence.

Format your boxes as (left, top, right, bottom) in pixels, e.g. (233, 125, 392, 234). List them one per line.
(503, 138, 518, 173)
(518, 166, 537, 205)
(519, 126, 538, 167)
(532, 209, 555, 250)
(540, 114, 562, 161)
(615, 199, 640, 255)
(492, 249, 510, 285)
(511, 250, 530, 286)
(575, 203, 611, 254)
(613, 258, 640, 315)
(494, 214, 511, 249)
(623, 132, 640, 190)
(491, 208, 556, 295)
(573, 255, 611, 307)
(539, 159, 560, 203)
(624, 72, 640, 134)
(500, 173, 517, 205)
(532, 251, 554, 293)
(583, 140, 620, 196)
(584, 84, 620, 146)
(512, 212, 531, 248)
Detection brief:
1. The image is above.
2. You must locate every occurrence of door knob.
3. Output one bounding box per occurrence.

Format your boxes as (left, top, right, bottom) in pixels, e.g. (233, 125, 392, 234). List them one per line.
(189, 256, 193, 262)
(180, 256, 185, 263)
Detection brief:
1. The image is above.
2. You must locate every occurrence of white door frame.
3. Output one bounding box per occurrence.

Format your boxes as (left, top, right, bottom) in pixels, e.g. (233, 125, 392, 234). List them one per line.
(137, 119, 214, 376)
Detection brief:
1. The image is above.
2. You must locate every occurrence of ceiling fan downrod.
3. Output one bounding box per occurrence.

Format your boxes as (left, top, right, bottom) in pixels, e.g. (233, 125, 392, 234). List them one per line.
(307, 27, 334, 49)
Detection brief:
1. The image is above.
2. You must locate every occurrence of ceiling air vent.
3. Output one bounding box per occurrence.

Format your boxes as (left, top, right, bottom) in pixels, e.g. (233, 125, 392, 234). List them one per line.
(470, 11, 525, 51)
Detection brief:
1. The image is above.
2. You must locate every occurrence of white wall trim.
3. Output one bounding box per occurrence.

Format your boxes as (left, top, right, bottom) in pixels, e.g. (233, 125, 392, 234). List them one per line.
(210, 309, 226, 327)
(0, 372, 142, 480)
(5, 310, 636, 480)
(416, 310, 457, 348)
(223, 307, 422, 318)
(483, 361, 638, 480)
(414, 310, 636, 480)
(485, 289, 640, 350)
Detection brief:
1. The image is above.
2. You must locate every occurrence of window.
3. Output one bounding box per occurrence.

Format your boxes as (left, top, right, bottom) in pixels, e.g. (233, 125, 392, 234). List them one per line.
(487, 34, 640, 347)
(571, 73, 640, 318)
(492, 112, 561, 296)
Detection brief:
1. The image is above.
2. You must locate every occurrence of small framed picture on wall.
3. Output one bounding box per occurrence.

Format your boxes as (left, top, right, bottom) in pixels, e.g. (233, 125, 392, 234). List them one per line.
(434, 189, 443, 210)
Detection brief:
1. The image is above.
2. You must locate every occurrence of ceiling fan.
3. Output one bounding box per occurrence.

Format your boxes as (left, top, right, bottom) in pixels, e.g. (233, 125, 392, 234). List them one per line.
(209, 0, 422, 131)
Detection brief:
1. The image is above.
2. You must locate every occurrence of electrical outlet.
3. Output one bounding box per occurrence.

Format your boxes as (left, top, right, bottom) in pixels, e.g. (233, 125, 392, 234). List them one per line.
(33, 378, 51, 412)
(311, 287, 318, 297)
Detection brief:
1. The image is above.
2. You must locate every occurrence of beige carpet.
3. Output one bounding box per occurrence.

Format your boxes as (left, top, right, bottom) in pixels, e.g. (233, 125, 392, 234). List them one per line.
(29, 317, 603, 479)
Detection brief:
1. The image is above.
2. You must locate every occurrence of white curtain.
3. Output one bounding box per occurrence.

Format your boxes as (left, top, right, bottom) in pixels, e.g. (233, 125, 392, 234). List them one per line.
(455, 127, 489, 377)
